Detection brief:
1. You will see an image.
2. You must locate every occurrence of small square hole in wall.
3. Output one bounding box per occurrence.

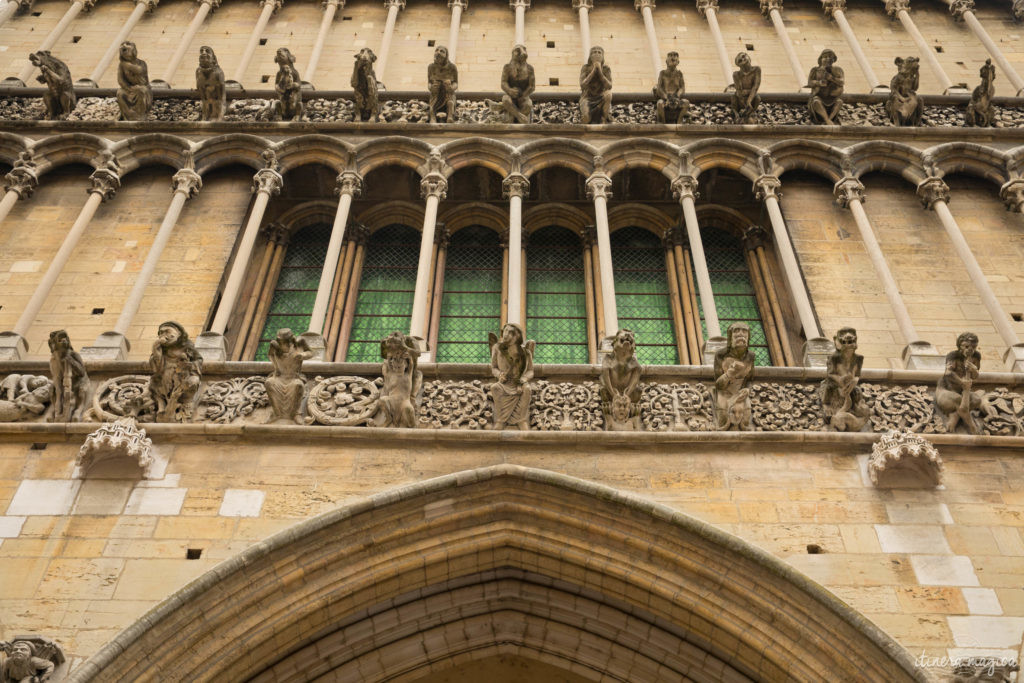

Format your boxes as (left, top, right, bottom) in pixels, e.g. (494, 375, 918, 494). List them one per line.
(745, 43, 754, 51)
(934, 45, 943, 53)
(342, 15, 352, 19)
(91, 307, 104, 315)
(31, 11, 41, 16)
(72, 35, 81, 43)
(546, 41, 555, 48)
(30, 443, 47, 450)
(956, 61, 965, 66)
(261, 74, 270, 83)
(1012, 312, 1023, 322)
(427, 39, 435, 47)
(186, 548, 203, 560)
(549, 77, 559, 86)
(806, 544, 824, 554)
(259, 38, 268, 46)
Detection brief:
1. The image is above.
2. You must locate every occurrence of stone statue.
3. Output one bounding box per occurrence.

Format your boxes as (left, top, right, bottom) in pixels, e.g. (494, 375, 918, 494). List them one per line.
(371, 331, 423, 428)
(807, 48, 843, 125)
(713, 322, 755, 430)
(495, 44, 535, 123)
(730, 52, 761, 124)
(30, 51, 75, 120)
(195, 45, 225, 122)
(579, 45, 612, 124)
(600, 329, 641, 431)
(0, 637, 61, 683)
(1015, 0, 1024, 22)
(886, 56, 923, 127)
(965, 59, 995, 127)
(115, 41, 152, 121)
(488, 323, 534, 430)
(272, 47, 303, 121)
(935, 332, 985, 434)
(0, 375, 51, 422)
(427, 45, 458, 123)
(265, 328, 312, 424)
(48, 330, 89, 423)
(820, 327, 869, 432)
(350, 47, 381, 122)
(147, 321, 202, 423)
(654, 51, 689, 124)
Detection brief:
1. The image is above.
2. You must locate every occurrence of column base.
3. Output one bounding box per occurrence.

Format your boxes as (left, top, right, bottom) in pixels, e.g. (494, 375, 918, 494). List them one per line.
(702, 336, 727, 366)
(1003, 344, 1024, 374)
(300, 81, 315, 90)
(0, 331, 28, 360)
(81, 331, 131, 361)
(75, 78, 98, 88)
(1, 77, 25, 87)
(943, 85, 969, 95)
(801, 337, 834, 368)
(870, 85, 890, 94)
(149, 79, 172, 89)
(902, 341, 945, 371)
(195, 331, 228, 362)
(299, 331, 326, 360)
(225, 80, 244, 90)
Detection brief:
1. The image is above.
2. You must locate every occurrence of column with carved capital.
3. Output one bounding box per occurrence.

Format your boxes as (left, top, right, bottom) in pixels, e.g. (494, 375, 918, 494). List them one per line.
(634, 0, 661, 82)
(503, 174, 529, 326)
(822, 0, 885, 92)
(671, 175, 720, 347)
(754, 175, 828, 365)
(82, 0, 158, 85)
(511, 0, 529, 48)
(447, 0, 467, 62)
(586, 174, 618, 337)
(229, 0, 282, 85)
(884, 0, 964, 94)
(947, 0, 1024, 95)
(410, 173, 447, 343)
(302, 0, 343, 86)
(0, 154, 37, 225)
(0, 157, 121, 359)
(760, 0, 806, 91)
(154, 0, 221, 86)
(573, 0, 592, 60)
(1000, 179, 1024, 213)
(696, 0, 733, 90)
(377, 0, 405, 82)
(10, 0, 95, 84)
(917, 177, 1024, 370)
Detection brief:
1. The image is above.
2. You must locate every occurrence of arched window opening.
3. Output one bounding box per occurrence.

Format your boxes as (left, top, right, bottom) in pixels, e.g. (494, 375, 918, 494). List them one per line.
(527, 226, 589, 364)
(436, 225, 502, 363)
(346, 224, 420, 362)
(611, 226, 678, 365)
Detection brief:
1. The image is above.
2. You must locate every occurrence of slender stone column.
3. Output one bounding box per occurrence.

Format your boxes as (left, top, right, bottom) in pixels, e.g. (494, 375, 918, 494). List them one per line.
(573, 0, 592, 60)
(410, 174, 447, 342)
(3, 159, 120, 358)
(634, 0, 661, 82)
(83, 0, 157, 85)
(0, 0, 29, 28)
(696, 0, 733, 90)
(376, 0, 405, 83)
(230, 0, 281, 85)
(447, 0, 466, 63)
(918, 177, 1024, 370)
(947, 0, 1024, 96)
(308, 171, 361, 344)
(822, 0, 886, 92)
(511, 0, 529, 47)
(14, 0, 94, 83)
(760, 0, 806, 91)
(0, 154, 38, 226)
(884, 0, 964, 94)
(303, 0, 343, 85)
(586, 173, 618, 337)
(155, 0, 220, 87)
(503, 174, 529, 327)
(671, 175, 720, 341)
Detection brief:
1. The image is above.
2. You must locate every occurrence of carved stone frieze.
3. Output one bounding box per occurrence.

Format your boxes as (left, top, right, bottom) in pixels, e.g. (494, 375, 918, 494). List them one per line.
(868, 431, 943, 488)
(86, 374, 153, 422)
(861, 383, 945, 434)
(751, 382, 825, 431)
(305, 375, 380, 426)
(639, 382, 713, 431)
(821, 0, 845, 18)
(531, 380, 603, 431)
(978, 387, 1024, 437)
(75, 417, 161, 479)
(198, 376, 269, 423)
(0, 374, 52, 421)
(419, 380, 490, 429)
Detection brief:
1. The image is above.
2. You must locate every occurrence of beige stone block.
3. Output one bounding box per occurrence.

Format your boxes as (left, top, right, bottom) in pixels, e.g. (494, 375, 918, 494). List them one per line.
(37, 558, 125, 600)
(840, 525, 883, 554)
(867, 614, 952, 648)
(991, 527, 1024, 557)
(785, 553, 915, 587)
(113, 558, 219, 600)
(826, 586, 900, 614)
(945, 526, 1001, 557)
(895, 586, 968, 615)
(153, 516, 237, 540)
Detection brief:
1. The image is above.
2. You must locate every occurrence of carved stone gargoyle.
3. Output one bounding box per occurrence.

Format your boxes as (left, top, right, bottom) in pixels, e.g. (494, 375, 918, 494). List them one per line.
(48, 329, 89, 423)
(0, 635, 66, 682)
(371, 331, 425, 428)
(600, 329, 641, 431)
(265, 328, 312, 425)
(819, 327, 869, 432)
(713, 322, 754, 430)
(488, 323, 534, 430)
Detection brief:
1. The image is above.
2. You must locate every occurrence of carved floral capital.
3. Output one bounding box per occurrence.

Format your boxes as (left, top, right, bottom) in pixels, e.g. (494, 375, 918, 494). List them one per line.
(580, 225, 596, 247)
(634, 0, 654, 11)
(948, 0, 973, 20)
(420, 175, 448, 200)
(833, 177, 865, 208)
(263, 222, 290, 246)
(447, 0, 467, 8)
(884, 0, 909, 17)
(252, 168, 283, 196)
(321, 0, 342, 8)
(572, 0, 592, 10)
(759, 0, 782, 16)
(172, 168, 203, 199)
(347, 222, 370, 245)
(585, 174, 612, 201)
(260, 0, 282, 12)
(916, 177, 950, 210)
(671, 175, 699, 202)
(753, 175, 782, 202)
(335, 171, 363, 198)
(695, 0, 717, 15)
(202, 0, 222, 9)
(79, 0, 97, 10)
(509, 0, 530, 9)
(137, 0, 158, 10)
(383, 0, 405, 8)
(663, 225, 687, 249)
(4, 154, 38, 200)
(89, 168, 121, 202)
(502, 173, 530, 199)
(1000, 179, 1024, 213)
(821, 0, 845, 18)
(434, 224, 450, 247)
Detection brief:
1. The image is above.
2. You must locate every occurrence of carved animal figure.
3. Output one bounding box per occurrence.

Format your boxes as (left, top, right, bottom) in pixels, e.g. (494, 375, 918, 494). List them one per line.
(372, 331, 423, 428)
(30, 51, 75, 120)
(272, 47, 303, 121)
(351, 48, 381, 122)
(965, 59, 995, 127)
(148, 321, 202, 423)
(886, 56, 923, 127)
(48, 329, 89, 422)
(600, 329, 641, 430)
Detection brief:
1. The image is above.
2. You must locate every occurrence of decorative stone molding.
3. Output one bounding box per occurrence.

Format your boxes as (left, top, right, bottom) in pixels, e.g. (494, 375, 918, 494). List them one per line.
(640, 382, 713, 431)
(759, 0, 782, 16)
(634, 0, 654, 10)
(884, 0, 909, 17)
(821, 0, 845, 18)
(198, 376, 268, 423)
(335, 170, 363, 197)
(74, 416, 164, 479)
(916, 177, 950, 210)
(419, 380, 489, 428)
(948, 0, 974, 21)
(571, 0, 592, 10)
(447, 0, 467, 8)
(420, 175, 448, 200)
(833, 177, 865, 208)
(867, 430, 943, 488)
(252, 167, 283, 196)
(305, 375, 380, 425)
(671, 175, 700, 202)
(532, 380, 603, 431)
(501, 173, 530, 199)
(753, 175, 782, 201)
(585, 173, 612, 201)
(1000, 179, 1024, 212)
(695, 0, 717, 15)
(3, 152, 38, 200)
(171, 167, 202, 198)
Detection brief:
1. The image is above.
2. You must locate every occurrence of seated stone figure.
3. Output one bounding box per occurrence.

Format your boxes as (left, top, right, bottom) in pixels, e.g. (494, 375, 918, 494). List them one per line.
(713, 322, 755, 430)
(272, 47, 303, 121)
(196, 46, 225, 122)
(488, 323, 534, 430)
(807, 49, 844, 125)
(428, 46, 458, 123)
(935, 331, 985, 434)
(497, 44, 534, 123)
(147, 321, 202, 423)
(600, 329, 641, 431)
(30, 51, 76, 120)
(655, 51, 689, 124)
(48, 329, 89, 423)
(886, 56, 924, 127)
(371, 331, 423, 428)
(116, 41, 152, 121)
(265, 328, 313, 424)
(730, 52, 761, 124)
(351, 47, 381, 122)
(819, 327, 869, 432)
(579, 45, 612, 124)
(965, 59, 995, 127)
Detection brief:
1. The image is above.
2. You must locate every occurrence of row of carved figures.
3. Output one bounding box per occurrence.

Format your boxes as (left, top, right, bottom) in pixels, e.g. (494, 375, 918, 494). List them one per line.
(24, 42, 1001, 127)
(0, 323, 1016, 438)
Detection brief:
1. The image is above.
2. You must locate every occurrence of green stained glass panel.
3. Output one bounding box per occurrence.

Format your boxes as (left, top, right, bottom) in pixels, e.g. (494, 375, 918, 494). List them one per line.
(437, 225, 502, 363)
(611, 226, 679, 365)
(346, 224, 420, 362)
(527, 226, 588, 365)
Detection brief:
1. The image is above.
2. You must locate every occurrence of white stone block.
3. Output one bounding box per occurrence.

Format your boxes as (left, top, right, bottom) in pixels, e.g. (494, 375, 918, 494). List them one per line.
(72, 480, 135, 516)
(7, 480, 82, 516)
(886, 502, 953, 525)
(0, 516, 26, 537)
(910, 555, 979, 587)
(948, 617, 1024, 649)
(136, 473, 181, 488)
(123, 487, 187, 516)
(875, 525, 951, 555)
(962, 588, 1003, 616)
(219, 489, 265, 518)
(9, 260, 41, 273)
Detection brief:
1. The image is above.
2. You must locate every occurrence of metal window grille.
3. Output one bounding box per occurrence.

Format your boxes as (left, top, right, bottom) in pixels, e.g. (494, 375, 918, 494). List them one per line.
(611, 226, 679, 365)
(346, 224, 421, 362)
(436, 225, 502, 363)
(526, 226, 588, 364)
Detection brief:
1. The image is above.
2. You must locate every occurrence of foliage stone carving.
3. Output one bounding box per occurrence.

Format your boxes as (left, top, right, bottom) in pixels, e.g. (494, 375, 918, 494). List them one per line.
(861, 383, 945, 433)
(639, 382, 713, 431)
(530, 380, 603, 431)
(750, 383, 824, 431)
(87, 374, 153, 422)
(305, 375, 380, 426)
(419, 380, 489, 429)
(198, 376, 268, 423)
(979, 388, 1024, 436)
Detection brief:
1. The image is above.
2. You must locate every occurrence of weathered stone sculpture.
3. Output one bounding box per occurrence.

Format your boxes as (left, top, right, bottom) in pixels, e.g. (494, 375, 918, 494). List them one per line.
(427, 45, 458, 123)
(886, 56, 923, 127)
(75, 417, 160, 479)
(371, 331, 423, 428)
(148, 321, 202, 423)
(820, 327, 868, 432)
(600, 329, 641, 431)
(868, 431, 943, 488)
(350, 47, 381, 122)
(30, 51, 75, 120)
(491, 44, 535, 124)
(115, 41, 152, 121)
(579, 45, 612, 124)
(488, 323, 534, 430)
(196, 45, 225, 122)
(654, 51, 690, 124)
(935, 331, 984, 434)
(713, 322, 754, 430)
(730, 52, 761, 124)
(965, 59, 995, 127)
(265, 328, 312, 424)
(48, 329, 89, 423)
(0, 636, 64, 682)
(0, 374, 51, 421)
(807, 48, 843, 125)
(1015, 0, 1024, 22)
(272, 47, 303, 121)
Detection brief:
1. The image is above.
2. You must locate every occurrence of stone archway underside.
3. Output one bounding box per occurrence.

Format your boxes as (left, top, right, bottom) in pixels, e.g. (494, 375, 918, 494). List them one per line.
(70, 466, 932, 683)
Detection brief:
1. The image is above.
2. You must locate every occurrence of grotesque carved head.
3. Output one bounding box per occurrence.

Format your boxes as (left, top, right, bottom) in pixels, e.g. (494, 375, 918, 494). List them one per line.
(9, 640, 33, 664)
(355, 47, 377, 68)
(275, 328, 295, 347)
(589, 46, 605, 65)
(818, 49, 837, 67)
(613, 329, 636, 355)
(48, 329, 71, 355)
(199, 45, 218, 69)
(276, 47, 295, 67)
(834, 326, 857, 351)
(735, 51, 751, 69)
(157, 321, 189, 348)
(956, 331, 979, 358)
(727, 322, 750, 353)
(512, 44, 528, 63)
(434, 46, 449, 65)
(119, 41, 138, 61)
(501, 323, 525, 347)
(666, 51, 679, 69)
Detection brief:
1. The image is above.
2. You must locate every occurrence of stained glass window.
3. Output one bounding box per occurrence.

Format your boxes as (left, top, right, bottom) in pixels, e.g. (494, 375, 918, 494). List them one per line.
(527, 226, 588, 364)
(346, 224, 420, 362)
(695, 225, 772, 366)
(255, 223, 330, 360)
(436, 225, 502, 363)
(612, 226, 679, 365)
